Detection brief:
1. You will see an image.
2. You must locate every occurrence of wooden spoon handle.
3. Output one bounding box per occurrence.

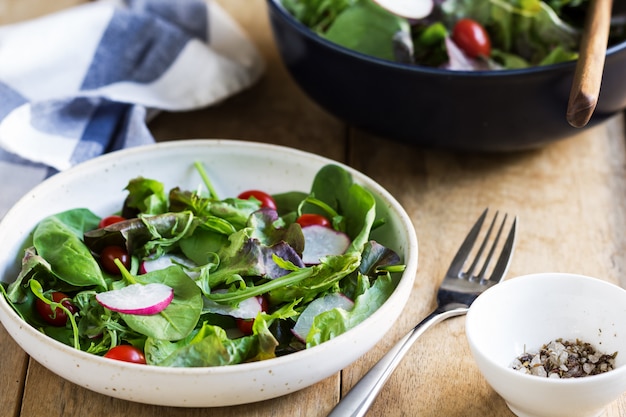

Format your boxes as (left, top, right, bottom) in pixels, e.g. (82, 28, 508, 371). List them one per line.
(566, 0, 613, 128)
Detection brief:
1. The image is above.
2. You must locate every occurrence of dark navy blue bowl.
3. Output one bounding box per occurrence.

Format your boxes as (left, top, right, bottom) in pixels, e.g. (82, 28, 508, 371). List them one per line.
(267, 0, 626, 151)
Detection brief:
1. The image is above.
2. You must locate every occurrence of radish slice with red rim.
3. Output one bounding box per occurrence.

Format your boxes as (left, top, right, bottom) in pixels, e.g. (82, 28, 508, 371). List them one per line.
(96, 283, 174, 315)
(301, 225, 350, 265)
(292, 293, 354, 342)
(140, 254, 199, 278)
(203, 292, 265, 319)
(373, 0, 433, 19)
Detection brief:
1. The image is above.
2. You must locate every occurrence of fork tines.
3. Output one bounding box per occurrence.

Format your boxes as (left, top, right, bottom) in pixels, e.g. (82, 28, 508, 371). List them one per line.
(449, 208, 517, 284)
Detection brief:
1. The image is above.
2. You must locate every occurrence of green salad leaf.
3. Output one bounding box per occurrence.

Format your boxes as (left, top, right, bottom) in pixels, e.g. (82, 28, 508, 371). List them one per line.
(33, 209, 106, 290)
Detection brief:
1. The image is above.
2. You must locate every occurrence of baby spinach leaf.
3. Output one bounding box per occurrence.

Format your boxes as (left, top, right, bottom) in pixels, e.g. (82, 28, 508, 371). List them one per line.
(272, 190, 308, 216)
(33, 209, 106, 290)
(324, 0, 410, 61)
(307, 165, 353, 216)
(307, 164, 376, 252)
(179, 228, 227, 265)
(343, 183, 376, 253)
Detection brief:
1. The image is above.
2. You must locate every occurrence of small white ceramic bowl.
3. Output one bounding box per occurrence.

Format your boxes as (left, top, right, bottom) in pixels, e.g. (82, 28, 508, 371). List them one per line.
(466, 273, 626, 417)
(0, 139, 418, 407)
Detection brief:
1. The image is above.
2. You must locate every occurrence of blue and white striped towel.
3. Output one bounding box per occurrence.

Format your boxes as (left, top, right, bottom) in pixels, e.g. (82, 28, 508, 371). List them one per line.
(0, 0, 264, 218)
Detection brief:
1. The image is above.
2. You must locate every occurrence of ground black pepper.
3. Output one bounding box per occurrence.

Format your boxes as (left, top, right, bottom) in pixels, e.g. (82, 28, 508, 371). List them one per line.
(511, 338, 617, 378)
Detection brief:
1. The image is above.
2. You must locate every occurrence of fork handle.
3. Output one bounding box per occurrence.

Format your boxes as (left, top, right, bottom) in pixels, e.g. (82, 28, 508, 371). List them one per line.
(327, 307, 468, 417)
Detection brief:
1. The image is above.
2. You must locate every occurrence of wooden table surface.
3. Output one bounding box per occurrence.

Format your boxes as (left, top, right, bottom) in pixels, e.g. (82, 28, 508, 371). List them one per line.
(2, 1, 626, 416)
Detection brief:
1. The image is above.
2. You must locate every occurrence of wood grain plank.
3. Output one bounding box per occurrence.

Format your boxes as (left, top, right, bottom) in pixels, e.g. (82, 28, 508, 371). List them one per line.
(0, 325, 28, 417)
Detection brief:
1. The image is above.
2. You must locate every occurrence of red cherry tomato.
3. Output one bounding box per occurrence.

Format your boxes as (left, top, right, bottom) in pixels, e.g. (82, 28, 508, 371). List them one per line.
(104, 345, 147, 364)
(98, 215, 126, 229)
(236, 318, 255, 335)
(452, 18, 491, 58)
(35, 292, 77, 326)
(100, 246, 130, 275)
(238, 190, 277, 210)
(296, 213, 331, 228)
(236, 296, 269, 335)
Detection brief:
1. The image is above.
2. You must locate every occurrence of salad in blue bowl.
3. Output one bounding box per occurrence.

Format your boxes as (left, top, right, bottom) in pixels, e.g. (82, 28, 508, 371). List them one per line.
(267, 0, 626, 151)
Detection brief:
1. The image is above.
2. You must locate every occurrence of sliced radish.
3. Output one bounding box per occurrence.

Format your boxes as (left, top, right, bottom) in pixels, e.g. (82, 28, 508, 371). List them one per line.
(140, 254, 199, 278)
(373, 0, 433, 19)
(292, 293, 354, 342)
(96, 283, 174, 315)
(301, 225, 351, 265)
(203, 292, 265, 319)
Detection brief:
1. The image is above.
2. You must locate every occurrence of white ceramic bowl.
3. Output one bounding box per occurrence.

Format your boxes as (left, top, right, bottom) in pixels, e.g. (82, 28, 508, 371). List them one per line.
(0, 139, 418, 407)
(466, 273, 626, 417)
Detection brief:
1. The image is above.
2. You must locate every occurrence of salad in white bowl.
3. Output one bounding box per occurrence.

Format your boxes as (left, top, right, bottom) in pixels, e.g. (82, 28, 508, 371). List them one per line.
(0, 140, 418, 406)
(2, 161, 405, 367)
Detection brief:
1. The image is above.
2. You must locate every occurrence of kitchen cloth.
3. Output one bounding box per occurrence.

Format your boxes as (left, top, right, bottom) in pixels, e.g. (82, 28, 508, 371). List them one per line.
(0, 0, 264, 218)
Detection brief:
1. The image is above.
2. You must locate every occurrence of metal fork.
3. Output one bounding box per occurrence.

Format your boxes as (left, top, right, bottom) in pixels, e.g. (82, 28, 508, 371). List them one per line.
(327, 208, 518, 417)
